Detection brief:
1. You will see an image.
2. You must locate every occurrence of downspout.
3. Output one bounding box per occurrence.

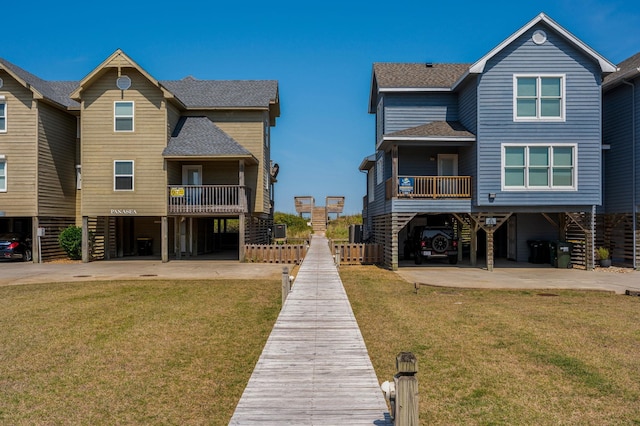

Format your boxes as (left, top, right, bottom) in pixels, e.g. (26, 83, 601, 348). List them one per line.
(622, 79, 637, 269)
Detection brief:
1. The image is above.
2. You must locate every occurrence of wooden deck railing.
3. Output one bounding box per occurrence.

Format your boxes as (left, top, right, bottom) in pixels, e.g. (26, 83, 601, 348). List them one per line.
(167, 185, 251, 214)
(388, 176, 472, 199)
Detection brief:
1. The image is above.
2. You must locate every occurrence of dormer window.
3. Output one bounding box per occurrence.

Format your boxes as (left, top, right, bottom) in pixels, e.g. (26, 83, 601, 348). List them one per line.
(514, 75, 565, 121)
(114, 101, 134, 132)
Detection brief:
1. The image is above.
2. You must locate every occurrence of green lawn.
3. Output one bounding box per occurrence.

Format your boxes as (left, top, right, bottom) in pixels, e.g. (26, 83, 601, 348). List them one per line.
(341, 266, 640, 425)
(0, 279, 280, 425)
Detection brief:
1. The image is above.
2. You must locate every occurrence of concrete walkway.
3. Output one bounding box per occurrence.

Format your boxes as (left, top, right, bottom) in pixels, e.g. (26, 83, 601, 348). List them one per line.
(230, 235, 391, 425)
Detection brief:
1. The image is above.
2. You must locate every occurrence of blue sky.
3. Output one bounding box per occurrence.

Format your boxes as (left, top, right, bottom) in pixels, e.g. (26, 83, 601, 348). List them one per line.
(4, 1, 640, 214)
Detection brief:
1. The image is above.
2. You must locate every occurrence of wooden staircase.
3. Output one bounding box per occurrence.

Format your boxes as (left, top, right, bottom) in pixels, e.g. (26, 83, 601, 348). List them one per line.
(312, 207, 327, 233)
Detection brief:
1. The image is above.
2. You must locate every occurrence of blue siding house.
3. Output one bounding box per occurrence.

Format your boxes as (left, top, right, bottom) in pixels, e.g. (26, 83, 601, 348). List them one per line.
(602, 52, 640, 269)
(361, 13, 617, 270)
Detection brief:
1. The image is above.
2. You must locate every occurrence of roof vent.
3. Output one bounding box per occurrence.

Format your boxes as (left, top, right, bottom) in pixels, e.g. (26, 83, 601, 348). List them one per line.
(426, 63, 433, 68)
(116, 75, 132, 90)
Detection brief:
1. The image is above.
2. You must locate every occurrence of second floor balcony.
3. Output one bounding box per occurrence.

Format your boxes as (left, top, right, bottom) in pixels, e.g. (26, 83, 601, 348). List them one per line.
(168, 185, 251, 215)
(387, 176, 472, 199)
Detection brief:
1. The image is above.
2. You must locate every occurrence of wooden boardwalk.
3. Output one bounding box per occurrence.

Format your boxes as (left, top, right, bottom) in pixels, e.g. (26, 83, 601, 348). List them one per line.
(230, 235, 391, 425)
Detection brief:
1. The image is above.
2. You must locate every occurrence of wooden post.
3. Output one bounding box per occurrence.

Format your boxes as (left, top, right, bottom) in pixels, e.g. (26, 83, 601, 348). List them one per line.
(82, 216, 89, 263)
(394, 352, 419, 425)
(281, 266, 290, 307)
(486, 230, 494, 272)
(161, 216, 169, 263)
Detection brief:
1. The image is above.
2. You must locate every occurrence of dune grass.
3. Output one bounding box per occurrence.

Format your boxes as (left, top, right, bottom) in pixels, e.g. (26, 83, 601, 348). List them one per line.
(0, 279, 280, 425)
(341, 265, 640, 425)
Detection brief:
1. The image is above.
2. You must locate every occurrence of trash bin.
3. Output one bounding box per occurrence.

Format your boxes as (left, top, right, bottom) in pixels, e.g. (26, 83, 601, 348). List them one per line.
(549, 241, 557, 267)
(137, 237, 153, 256)
(554, 241, 573, 268)
(527, 240, 549, 264)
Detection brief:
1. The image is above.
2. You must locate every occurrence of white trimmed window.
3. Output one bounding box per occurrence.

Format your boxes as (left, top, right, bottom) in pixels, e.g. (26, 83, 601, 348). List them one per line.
(0, 98, 6, 132)
(514, 75, 564, 121)
(503, 144, 576, 190)
(0, 157, 6, 191)
(114, 101, 134, 131)
(114, 160, 134, 191)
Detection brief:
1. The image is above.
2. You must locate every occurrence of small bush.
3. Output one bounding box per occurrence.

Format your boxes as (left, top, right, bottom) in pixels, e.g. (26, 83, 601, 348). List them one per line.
(58, 226, 83, 260)
(274, 212, 311, 238)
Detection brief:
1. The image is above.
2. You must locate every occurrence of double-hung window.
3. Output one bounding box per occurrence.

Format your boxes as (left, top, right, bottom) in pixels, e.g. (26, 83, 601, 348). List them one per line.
(114, 101, 134, 131)
(0, 157, 6, 191)
(114, 160, 134, 191)
(514, 75, 564, 121)
(503, 144, 576, 190)
(0, 98, 6, 132)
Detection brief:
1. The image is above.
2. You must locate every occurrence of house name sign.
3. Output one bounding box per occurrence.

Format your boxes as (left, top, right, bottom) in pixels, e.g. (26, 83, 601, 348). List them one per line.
(110, 209, 138, 215)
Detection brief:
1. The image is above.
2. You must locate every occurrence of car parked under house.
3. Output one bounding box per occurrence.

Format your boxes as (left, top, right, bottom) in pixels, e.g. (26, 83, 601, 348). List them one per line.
(360, 13, 617, 271)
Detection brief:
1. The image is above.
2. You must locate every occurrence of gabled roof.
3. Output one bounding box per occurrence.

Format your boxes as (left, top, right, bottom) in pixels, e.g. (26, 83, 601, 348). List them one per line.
(603, 51, 640, 91)
(162, 116, 257, 163)
(0, 58, 79, 108)
(70, 49, 176, 103)
(161, 78, 279, 110)
(466, 12, 617, 76)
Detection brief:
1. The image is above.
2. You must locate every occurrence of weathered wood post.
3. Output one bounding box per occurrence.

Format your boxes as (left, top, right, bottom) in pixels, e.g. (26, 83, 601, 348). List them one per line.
(394, 352, 419, 425)
(281, 266, 290, 307)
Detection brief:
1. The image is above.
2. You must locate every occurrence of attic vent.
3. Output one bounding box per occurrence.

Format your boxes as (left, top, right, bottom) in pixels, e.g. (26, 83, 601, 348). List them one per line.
(116, 75, 132, 90)
(532, 30, 547, 45)
(0, 77, 3, 88)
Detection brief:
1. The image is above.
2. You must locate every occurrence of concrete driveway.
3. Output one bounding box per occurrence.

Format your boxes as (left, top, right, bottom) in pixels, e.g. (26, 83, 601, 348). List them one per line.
(0, 258, 289, 287)
(395, 259, 640, 295)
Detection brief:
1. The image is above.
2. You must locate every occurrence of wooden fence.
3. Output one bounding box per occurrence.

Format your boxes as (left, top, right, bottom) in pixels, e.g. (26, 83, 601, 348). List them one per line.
(243, 243, 383, 265)
(244, 244, 307, 264)
(332, 243, 383, 265)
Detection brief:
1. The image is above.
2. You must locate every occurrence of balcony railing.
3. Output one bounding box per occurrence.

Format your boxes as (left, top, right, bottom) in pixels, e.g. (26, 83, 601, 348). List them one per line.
(387, 176, 472, 199)
(168, 185, 251, 214)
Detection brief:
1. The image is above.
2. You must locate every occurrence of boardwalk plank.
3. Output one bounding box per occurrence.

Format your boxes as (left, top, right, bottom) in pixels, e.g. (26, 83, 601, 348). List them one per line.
(230, 235, 391, 425)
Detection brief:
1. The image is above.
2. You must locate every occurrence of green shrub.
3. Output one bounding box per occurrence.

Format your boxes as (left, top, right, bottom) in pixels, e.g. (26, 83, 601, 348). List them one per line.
(274, 212, 311, 238)
(326, 214, 362, 240)
(58, 226, 83, 260)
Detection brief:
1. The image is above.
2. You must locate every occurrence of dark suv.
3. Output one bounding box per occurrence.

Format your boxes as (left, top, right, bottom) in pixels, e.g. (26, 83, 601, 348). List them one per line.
(412, 226, 458, 264)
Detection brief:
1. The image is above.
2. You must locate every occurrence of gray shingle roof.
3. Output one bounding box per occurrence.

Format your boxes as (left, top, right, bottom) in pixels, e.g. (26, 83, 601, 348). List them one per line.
(163, 116, 256, 159)
(160, 78, 278, 108)
(0, 58, 79, 108)
(387, 121, 475, 139)
(603, 51, 640, 90)
(373, 63, 471, 89)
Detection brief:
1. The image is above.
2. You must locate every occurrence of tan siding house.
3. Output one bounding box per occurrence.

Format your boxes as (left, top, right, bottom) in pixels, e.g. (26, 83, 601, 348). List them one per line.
(72, 50, 280, 262)
(0, 59, 78, 261)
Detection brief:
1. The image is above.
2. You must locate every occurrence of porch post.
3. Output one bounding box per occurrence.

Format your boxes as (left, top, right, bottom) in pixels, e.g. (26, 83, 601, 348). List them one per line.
(391, 213, 399, 271)
(239, 160, 246, 212)
(175, 216, 181, 260)
(32, 216, 40, 263)
(238, 214, 246, 261)
(486, 230, 494, 272)
(392, 145, 398, 198)
(457, 220, 463, 264)
(470, 226, 477, 267)
(161, 216, 169, 263)
(82, 216, 89, 263)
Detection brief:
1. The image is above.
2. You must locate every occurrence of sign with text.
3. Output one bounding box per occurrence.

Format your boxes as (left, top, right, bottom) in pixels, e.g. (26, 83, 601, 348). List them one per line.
(398, 177, 414, 194)
(170, 187, 185, 197)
